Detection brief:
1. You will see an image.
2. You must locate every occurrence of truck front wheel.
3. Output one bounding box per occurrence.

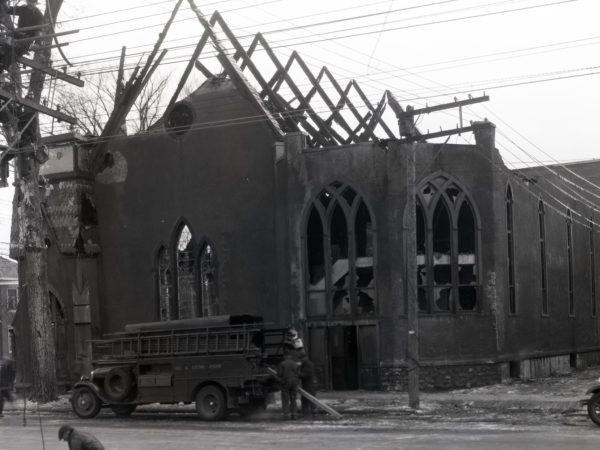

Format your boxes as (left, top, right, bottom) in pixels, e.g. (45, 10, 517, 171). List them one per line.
(588, 392, 600, 426)
(72, 387, 101, 419)
(195, 385, 226, 421)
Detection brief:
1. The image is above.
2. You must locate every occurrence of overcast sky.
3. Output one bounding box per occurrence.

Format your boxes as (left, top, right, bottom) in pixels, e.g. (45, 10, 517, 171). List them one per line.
(1, 0, 599, 253)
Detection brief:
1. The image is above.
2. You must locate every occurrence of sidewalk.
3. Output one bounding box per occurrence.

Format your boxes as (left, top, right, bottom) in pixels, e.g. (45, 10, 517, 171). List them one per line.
(4, 367, 598, 417)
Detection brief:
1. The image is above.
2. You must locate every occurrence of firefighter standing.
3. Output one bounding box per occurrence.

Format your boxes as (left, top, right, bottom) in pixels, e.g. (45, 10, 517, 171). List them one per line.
(277, 353, 301, 420)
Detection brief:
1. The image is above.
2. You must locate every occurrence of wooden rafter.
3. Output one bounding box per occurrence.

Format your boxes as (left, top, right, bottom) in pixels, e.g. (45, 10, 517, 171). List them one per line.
(187, 2, 284, 139)
(351, 80, 396, 139)
(324, 70, 378, 143)
(207, 13, 296, 135)
(253, 34, 337, 146)
(182, 10, 410, 147)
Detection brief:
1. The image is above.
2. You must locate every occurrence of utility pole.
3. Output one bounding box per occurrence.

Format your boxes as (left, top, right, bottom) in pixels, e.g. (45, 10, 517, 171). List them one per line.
(405, 141, 419, 409)
(3, 0, 72, 402)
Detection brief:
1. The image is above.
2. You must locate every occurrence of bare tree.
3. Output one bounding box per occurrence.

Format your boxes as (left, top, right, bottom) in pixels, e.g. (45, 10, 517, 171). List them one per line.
(60, 71, 170, 135)
(5, 0, 65, 403)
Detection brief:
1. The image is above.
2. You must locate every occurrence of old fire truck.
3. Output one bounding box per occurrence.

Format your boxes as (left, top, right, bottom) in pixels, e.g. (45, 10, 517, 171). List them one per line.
(70, 315, 287, 421)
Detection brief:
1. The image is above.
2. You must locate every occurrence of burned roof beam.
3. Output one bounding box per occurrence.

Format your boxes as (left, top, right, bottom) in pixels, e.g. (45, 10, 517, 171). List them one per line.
(322, 68, 379, 143)
(287, 52, 350, 144)
(254, 35, 337, 146)
(169, 25, 213, 109)
(352, 80, 396, 139)
(207, 12, 297, 135)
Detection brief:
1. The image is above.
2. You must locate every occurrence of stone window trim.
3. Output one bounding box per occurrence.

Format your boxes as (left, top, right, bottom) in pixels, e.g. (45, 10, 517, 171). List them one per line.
(408, 173, 482, 315)
(303, 181, 377, 320)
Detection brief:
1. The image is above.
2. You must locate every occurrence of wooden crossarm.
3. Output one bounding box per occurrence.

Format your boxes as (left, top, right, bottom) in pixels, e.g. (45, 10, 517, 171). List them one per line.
(0, 89, 77, 123)
(17, 56, 83, 87)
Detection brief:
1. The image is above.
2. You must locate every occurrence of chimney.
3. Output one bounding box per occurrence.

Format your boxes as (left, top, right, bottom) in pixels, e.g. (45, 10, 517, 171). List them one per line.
(472, 120, 496, 151)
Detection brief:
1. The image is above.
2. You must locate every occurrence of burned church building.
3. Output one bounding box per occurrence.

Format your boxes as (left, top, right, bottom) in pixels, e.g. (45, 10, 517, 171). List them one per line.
(12, 14, 600, 392)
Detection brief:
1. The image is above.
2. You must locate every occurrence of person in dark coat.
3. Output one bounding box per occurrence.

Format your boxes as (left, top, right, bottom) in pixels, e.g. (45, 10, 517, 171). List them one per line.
(277, 353, 301, 420)
(299, 355, 316, 416)
(0, 358, 15, 417)
(58, 425, 105, 450)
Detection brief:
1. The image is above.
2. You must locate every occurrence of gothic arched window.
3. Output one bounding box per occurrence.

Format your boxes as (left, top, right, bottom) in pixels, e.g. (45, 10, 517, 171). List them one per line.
(305, 182, 376, 319)
(415, 175, 479, 313)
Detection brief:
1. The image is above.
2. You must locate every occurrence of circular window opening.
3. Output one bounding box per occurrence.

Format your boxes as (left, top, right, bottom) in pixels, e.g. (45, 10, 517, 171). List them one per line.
(165, 102, 194, 136)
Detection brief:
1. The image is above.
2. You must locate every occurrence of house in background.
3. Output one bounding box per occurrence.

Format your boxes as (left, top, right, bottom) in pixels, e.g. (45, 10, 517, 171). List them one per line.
(0, 255, 18, 358)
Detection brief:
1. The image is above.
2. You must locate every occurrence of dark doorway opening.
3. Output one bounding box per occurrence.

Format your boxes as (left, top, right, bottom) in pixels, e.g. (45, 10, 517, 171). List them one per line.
(509, 360, 520, 378)
(329, 326, 358, 390)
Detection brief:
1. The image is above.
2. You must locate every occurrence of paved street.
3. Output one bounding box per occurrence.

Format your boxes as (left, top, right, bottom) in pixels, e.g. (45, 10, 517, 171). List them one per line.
(2, 367, 600, 449)
(0, 407, 600, 450)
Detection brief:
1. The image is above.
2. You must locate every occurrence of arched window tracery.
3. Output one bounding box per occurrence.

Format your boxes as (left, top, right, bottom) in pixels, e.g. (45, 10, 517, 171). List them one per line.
(415, 175, 479, 313)
(305, 182, 376, 319)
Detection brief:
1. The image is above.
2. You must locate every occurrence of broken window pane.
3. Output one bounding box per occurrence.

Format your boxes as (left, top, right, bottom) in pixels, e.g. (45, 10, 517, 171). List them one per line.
(458, 265, 476, 284)
(307, 206, 325, 289)
(307, 291, 327, 316)
(421, 184, 436, 205)
(416, 203, 426, 255)
(342, 186, 357, 206)
(200, 243, 218, 317)
(355, 201, 373, 258)
(434, 287, 452, 311)
(433, 265, 451, 284)
(356, 266, 374, 288)
(157, 247, 171, 321)
(330, 204, 348, 261)
(176, 224, 198, 319)
(319, 189, 332, 208)
(445, 184, 460, 204)
(457, 201, 475, 253)
(357, 289, 375, 315)
(332, 289, 351, 315)
(458, 286, 477, 310)
(418, 286, 428, 312)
